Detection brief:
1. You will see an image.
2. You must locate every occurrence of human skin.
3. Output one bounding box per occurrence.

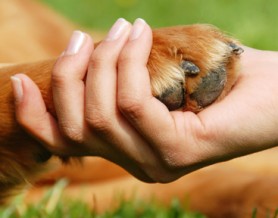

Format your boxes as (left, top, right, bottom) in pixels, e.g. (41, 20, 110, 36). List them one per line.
(11, 18, 278, 182)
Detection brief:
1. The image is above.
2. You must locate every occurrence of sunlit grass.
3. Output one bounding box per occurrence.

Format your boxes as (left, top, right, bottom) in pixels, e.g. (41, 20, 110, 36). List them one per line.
(0, 180, 206, 218)
(251, 208, 278, 218)
(1, 180, 277, 217)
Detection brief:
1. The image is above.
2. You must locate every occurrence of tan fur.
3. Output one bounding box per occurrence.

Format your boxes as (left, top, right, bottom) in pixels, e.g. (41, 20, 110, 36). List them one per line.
(1, 1, 278, 218)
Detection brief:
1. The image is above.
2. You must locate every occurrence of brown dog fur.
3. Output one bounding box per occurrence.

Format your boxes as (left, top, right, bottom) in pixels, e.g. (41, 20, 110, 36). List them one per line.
(1, 1, 278, 218)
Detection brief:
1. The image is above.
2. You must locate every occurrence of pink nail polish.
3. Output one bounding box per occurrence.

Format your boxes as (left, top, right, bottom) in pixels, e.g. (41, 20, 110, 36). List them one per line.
(65, 31, 86, 55)
(129, 18, 146, 41)
(106, 18, 129, 41)
(11, 76, 23, 103)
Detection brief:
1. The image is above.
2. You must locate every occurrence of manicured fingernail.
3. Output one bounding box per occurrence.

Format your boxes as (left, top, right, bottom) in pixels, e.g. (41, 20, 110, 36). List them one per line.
(129, 18, 146, 41)
(106, 18, 129, 41)
(11, 75, 23, 103)
(65, 31, 86, 55)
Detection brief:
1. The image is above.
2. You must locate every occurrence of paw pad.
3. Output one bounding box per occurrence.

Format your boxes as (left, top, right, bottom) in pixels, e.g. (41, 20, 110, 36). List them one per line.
(190, 66, 226, 108)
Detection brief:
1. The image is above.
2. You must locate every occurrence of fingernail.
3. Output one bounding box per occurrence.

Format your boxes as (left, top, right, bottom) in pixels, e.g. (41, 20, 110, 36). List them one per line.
(11, 75, 23, 103)
(129, 18, 146, 41)
(65, 31, 86, 55)
(106, 18, 129, 41)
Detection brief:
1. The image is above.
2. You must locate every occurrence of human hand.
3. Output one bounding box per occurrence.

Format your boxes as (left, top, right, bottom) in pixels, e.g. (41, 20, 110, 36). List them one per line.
(12, 18, 178, 182)
(116, 44, 278, 173)
(12, 18, 278, 182)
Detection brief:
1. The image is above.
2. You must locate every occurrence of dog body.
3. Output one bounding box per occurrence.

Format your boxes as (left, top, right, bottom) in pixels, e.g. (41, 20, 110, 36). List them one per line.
(1, 1, 278, 217)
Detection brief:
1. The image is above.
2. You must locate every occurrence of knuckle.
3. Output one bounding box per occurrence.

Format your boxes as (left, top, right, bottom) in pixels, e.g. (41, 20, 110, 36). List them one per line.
(118, 97, 144, 119)
(52, 62, 68, 79)
(145, 167, 179, 183)
(145, 153, 185, 183)
(118, 50, 133, 66)
(85, 109, 112, 136)
(90, 53, 105, 69)
(59, 123, 84, 144)
(90, 47, 117, 70)
(162, 158, 180, 172)
(160, 150, 187, 172)
(51, 71, 69, 89)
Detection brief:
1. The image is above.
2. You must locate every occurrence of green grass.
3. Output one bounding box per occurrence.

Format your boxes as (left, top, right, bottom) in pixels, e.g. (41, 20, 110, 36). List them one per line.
(40, 0, 278, 50)
(251, 208, 278, 218)
(0, 180, 205, 218)
(1, 179, 278, 217)
(1, 180, 277, 218)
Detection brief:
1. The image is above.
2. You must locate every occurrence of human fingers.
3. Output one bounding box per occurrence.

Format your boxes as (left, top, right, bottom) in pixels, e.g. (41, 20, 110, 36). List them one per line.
(84, 19, 162, 178)
(52, 31, 94, 144)
(85, 18, 131, 138)
(11, 74, 69, 155)
(12, 31, 95, 156)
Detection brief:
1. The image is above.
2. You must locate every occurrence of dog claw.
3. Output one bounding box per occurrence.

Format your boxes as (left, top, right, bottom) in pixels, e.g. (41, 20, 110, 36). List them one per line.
(181, 60, 200, 76)
(229, 42, 244, 55)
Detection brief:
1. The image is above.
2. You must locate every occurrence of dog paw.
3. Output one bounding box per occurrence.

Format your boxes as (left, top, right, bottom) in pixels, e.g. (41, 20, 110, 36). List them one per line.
(148, 24, 243, 112)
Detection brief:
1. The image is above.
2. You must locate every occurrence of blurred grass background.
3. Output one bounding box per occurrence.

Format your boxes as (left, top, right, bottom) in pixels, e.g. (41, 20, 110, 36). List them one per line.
(39, 0, 278, 50)
(1, 179, 276, 217)
(0, 180, 206, 218)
